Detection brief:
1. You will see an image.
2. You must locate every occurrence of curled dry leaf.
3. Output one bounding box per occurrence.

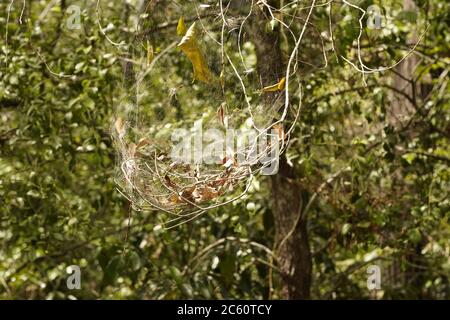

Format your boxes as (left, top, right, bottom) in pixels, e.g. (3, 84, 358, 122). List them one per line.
(136, 138, 151, 150)
(165, 174, 178, 189)
(169, 186, 195, 205)
(277, 77, 286, 90)
(177, 16, 187, 36)
(217, 103, 226, 127)
(169, 186, 195, 204)
(272, 124, 285, 141)
(192, 185, 220, 203)
(115, 117, 125, 138)
(180, 186, 195, 203)
(147, 40, 154, 65)
(208, 177, 228, 188)
(261, 77, 286, 93)
(178, 22, 213, 84)
(128, 143, 137, 158)
(169, 194, 183, 204)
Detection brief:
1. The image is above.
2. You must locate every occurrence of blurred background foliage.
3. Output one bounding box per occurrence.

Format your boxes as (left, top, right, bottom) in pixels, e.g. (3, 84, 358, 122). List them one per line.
(0, 0, 449, 299)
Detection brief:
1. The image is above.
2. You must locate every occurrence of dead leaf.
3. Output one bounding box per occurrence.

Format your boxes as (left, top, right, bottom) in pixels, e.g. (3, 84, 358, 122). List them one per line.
(169, 186, 195, 205)
(128, 143, 137, 158)
(136, 138, 151, 150)
(272, 124, 285, 141)
(262, 77, 286, 93)
(209, 178, 227, 188)
(115, 117, 125, 138)
(178, 22, 213, 84)
(165, 175, 178, 189)
(193, 186, 220, 203)
(277, 77, 286, 90)
(169, 194, 183, 204)
(217, 103, 226, 127)
(180, 186, 195, 203)
(147, 40, 154, 65)
(177, 16, 187, 36)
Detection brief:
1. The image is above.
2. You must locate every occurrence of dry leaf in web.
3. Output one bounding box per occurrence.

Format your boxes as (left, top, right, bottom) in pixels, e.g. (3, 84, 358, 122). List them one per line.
(136, 137, 151, 150)
(261, 77, 286, 93)
(114, 117, 125, 139)
(178, 22, 213, 84)
(272, 124, 285, 141)
(217, 102, 227, 127)
(128, 143, 137, 158)
(147, 40, 154, 65)
(177, 16, 187, 36)
(192, 185, 220, 203)
(164, 174, 178, 190)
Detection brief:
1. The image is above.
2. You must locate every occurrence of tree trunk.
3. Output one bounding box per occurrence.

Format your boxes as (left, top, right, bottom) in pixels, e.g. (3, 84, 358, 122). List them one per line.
(251, 1, 312, 299)
(271, 158, 312, 299)
(389, 0, 428, 298)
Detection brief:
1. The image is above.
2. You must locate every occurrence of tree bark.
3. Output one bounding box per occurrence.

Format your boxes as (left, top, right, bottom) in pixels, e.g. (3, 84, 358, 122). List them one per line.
(250, 1, 312, 299)
(271, 158, 312, 299)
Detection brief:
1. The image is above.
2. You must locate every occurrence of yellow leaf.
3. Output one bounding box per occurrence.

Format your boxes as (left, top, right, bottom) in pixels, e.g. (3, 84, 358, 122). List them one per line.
(147, 40, 154, 65)
(178, 22, 212, 84)
(177, 16, 187, 36)
(136, 138, 151, 150)
(277, 77, 286, 90)
(114, 117, 125, 138)
(262, 77, 286, 93)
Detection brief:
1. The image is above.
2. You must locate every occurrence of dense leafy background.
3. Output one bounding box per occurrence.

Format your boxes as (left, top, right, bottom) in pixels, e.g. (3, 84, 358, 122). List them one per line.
(0, 0, 448, 299)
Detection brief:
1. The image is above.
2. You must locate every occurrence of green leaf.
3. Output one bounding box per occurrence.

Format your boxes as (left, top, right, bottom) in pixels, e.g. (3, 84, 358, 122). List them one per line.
(402, 153, 416, 165)
(397, 10, 417, 23)
(341, 223, 352, 235)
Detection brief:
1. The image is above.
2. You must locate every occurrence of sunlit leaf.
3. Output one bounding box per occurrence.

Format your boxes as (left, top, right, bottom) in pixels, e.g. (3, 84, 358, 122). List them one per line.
(114, 117, 125, 138)
(178, 22, 213, 84)
(177, 16, 187, 36)
(262, 77, 286, 93)
(147, 40, 154, 65)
